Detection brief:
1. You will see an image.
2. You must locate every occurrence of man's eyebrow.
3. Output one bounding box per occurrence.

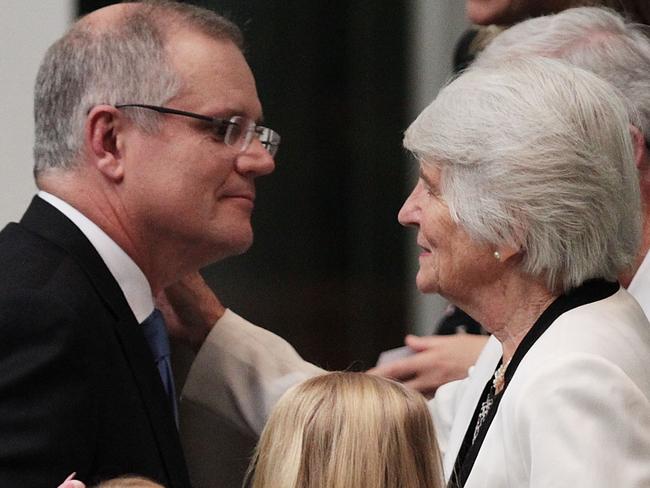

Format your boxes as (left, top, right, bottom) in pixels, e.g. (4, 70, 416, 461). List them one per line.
(209, 107, 264, 124)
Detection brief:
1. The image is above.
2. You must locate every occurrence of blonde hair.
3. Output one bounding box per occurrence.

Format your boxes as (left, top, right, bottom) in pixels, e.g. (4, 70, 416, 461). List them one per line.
(247, 372, 443, 488)
(94, 476, 163, 488)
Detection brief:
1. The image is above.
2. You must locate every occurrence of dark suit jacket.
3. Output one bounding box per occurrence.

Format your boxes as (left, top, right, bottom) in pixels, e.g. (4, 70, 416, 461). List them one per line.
(0, 197, 191, 487)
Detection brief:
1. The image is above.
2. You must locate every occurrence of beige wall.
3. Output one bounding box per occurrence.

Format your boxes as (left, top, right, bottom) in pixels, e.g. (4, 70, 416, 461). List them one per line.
(0, 1, 73, 228)
(407, 1, 468, 334)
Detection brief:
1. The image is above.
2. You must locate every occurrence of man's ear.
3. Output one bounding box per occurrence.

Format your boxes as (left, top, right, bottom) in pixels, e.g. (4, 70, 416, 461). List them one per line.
(630, 124, 648, 171)
(85, 105, 125, 182)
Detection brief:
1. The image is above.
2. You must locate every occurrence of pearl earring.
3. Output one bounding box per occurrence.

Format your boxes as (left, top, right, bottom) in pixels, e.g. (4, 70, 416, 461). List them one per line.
(494, 251, 501, 261)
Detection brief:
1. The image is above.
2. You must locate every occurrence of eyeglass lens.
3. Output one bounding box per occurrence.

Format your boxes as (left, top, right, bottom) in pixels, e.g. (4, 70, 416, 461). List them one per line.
(223, 116, 280, 157)
(115, 104, 280, 156)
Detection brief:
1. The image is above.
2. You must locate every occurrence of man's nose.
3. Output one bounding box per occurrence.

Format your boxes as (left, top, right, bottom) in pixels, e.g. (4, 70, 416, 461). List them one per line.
(236, 138, 276, 177)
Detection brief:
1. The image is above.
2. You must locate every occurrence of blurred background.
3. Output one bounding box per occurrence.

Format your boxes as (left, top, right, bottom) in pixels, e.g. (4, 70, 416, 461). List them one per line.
(1, 1, 467, 369)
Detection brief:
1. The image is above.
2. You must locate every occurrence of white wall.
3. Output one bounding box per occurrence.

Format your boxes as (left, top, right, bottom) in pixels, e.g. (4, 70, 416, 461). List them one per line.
(407, 1, 468, 334)
(0, 1, 73, 228)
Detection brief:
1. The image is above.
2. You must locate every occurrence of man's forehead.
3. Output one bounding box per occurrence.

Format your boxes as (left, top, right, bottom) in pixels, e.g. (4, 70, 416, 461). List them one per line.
(76, 2, 138, 30)
(165, 30, 262, 119)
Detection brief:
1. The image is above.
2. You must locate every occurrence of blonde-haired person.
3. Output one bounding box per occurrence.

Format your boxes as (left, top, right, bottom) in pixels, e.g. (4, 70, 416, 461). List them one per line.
(247, 372, 443, 488)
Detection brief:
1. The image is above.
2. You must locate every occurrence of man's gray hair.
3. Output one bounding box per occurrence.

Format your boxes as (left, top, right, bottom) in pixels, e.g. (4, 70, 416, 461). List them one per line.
(33, 1, 243, 176)
(404, 57, 641, 293)
(473, 6, 650, 140)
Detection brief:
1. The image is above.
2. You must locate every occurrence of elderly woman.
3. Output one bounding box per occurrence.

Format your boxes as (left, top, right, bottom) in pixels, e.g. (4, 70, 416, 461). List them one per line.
(377, 4, 650, 399)
(174, 57, 650, 487)
(397, 56, 650, 487)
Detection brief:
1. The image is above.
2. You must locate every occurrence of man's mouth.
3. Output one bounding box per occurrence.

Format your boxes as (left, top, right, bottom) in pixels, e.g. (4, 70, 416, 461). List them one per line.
(222, 190, 255, 202)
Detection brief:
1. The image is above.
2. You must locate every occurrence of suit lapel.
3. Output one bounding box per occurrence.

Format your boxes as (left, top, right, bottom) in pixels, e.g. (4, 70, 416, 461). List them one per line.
(20, 197, 190, 486)
(442, 337, 501, 480)
(20, 197, 134, 320)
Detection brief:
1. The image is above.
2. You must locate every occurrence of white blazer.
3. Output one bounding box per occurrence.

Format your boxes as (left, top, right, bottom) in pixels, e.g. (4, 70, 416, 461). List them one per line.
(181, 287, 650, 487)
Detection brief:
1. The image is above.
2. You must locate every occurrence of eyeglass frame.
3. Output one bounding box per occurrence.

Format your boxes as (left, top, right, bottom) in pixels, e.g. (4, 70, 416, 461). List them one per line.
(114, 103, 281, 157)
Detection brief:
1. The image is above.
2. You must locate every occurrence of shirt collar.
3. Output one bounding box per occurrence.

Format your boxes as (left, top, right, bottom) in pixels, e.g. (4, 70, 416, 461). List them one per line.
(38, 191, 154, 323)
(628, 251, 650, 319)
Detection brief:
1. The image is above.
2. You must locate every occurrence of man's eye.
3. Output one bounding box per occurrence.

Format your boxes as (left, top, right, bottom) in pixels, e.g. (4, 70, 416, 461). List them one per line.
(211, 120, 230, 138)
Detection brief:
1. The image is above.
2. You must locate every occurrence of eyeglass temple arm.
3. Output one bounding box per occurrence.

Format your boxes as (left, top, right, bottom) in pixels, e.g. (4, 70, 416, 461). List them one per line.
(115, 104, 215, 123)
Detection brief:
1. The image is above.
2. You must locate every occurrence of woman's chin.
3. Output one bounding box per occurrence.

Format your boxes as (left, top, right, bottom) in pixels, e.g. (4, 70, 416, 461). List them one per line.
(415, 275, 439, 295)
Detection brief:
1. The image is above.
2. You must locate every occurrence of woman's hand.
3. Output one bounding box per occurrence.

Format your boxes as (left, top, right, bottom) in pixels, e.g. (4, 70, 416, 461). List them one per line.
(156, 272, 226, 352)
(369, 334, 488, 398)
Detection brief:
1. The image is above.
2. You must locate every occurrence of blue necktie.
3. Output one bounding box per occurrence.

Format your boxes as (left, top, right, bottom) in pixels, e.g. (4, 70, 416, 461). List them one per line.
(141, 308, 179, 425)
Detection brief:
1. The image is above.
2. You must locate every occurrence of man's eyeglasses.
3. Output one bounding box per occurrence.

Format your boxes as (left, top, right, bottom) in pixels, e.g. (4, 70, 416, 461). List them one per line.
(115, 104, 281, 157)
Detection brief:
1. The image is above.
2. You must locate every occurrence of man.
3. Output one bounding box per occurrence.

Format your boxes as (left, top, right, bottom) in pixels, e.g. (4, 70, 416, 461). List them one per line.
(371, 5, 650, 395)
(0, 1, 276, 486)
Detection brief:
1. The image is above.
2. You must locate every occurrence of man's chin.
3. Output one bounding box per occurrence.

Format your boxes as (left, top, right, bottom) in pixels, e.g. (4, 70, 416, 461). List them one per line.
(230, 238, 253, 256)
(213, 232, 254, 260)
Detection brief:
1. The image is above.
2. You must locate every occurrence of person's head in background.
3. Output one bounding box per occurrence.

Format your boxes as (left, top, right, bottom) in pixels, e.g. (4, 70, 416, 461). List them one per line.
(94, 476, 163, 488)
(473, 6, 650, 288)
(58, 475, 163, 488)
(247, 372, 443, 488)
(466, 0, 650, 25)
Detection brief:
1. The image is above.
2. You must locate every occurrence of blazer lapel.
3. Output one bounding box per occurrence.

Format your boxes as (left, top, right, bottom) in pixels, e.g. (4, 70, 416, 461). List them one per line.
(20, 196, 190, 487)
(442, 337, 501, 480)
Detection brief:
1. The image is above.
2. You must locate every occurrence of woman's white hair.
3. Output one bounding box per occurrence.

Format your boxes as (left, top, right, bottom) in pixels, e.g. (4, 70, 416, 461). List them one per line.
(473, 6, 650, 139)
(404, 57, 640, 292)
(33, 1, 242, 176)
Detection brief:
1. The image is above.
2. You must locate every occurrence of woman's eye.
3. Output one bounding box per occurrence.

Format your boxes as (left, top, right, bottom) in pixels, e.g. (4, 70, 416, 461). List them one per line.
(425, 186, 438, 198)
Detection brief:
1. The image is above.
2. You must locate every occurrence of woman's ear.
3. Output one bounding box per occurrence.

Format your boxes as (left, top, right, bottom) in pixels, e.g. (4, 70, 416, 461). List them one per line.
(494, 244, 520, 263)
(85, 105, 125, 182)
